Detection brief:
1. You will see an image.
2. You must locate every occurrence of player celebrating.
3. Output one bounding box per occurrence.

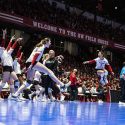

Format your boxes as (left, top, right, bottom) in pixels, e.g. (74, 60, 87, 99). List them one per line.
(83, 49, 114, 86)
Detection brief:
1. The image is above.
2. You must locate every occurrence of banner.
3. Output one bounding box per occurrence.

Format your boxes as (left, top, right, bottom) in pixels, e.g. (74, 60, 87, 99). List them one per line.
(32, 20, 110, 46)
(0, 12, 125, 50)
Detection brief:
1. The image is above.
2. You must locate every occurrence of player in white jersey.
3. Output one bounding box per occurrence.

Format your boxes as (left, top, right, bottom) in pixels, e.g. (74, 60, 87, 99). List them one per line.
(83, 50, 114, 85)
(0, 33, 23, 94)
(13, 50, 23, 83)
(11, 45, 38, 100)
(33, 71, 45, 101)
(26, 47, 38, 65)
(0, 31, 14, 98)
(31, 39, 64, 86)
(13, 38, 64, 98)
(13, 57, 22, 76)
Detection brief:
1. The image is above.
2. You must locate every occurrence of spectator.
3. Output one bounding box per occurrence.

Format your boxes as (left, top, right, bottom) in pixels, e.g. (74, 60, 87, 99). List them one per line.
(69, 69, 78, 101)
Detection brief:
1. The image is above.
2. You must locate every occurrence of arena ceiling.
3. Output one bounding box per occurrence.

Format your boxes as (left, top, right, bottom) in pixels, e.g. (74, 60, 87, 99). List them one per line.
(55, 0, 125, 24)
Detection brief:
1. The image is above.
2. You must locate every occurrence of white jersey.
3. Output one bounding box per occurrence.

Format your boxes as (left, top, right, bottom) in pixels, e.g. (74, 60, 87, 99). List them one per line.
(34, 71, 41, 82)
(13, 59, 21, 74)
(1, 50, 13, 67)
(26, 47, 38, 63)
(35, 45, 45, 62)
(94, 57, 109, 70)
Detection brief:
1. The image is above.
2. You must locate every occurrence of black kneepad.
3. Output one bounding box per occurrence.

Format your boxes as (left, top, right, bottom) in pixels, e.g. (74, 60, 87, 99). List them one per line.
(33, 80, 39, 85)
(27, 80, 32, 85)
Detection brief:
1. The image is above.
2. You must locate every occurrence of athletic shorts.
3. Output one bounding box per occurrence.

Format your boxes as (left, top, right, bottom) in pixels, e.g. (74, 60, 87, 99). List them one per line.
(3, 66, 13, 73)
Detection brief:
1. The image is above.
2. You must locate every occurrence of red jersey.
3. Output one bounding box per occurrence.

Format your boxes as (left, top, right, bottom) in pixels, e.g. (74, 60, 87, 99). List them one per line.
(70, 72, 77, 86)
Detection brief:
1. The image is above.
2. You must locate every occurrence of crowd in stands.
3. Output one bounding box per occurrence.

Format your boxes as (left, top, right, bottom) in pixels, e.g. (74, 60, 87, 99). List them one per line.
(0, 0, 125, 44)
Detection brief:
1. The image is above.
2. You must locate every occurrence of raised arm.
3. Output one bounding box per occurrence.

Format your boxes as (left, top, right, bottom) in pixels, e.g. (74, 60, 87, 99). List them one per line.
(105, 64, 114, 75)
(6, 35, 15, 51)
(8, 37, 23, 55)
(16, 46, 22, 58)
(18, 52, 23, 63)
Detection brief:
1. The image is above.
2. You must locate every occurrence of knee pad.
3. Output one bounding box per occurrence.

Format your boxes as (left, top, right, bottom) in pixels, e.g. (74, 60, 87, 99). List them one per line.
(33, 80, 39, 85)
(14, 80, 20, 89)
